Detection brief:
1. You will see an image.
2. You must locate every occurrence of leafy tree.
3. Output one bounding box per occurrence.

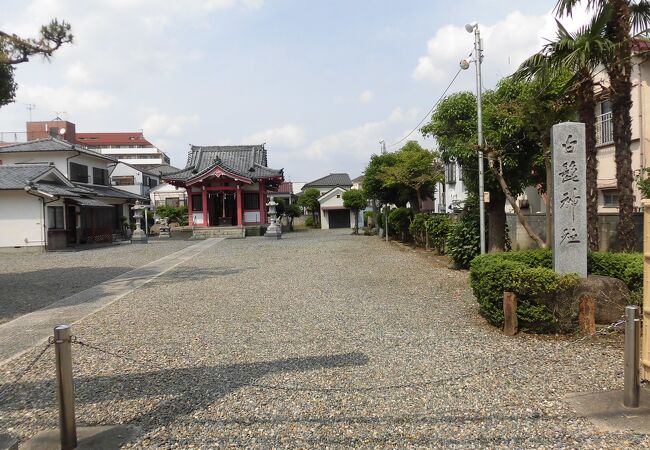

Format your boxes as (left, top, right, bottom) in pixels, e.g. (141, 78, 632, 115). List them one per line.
(362, 152, 410, 208)
(557, 0, 650, 251)
(516, 10, 612, 250)
(342, 189, 367, 234)
(284, 203, 302, 231)
(423, 75, 575, 250)
(376, 141, 443, 212)
(298, 188, 321, 227)
(156, 205, 188, 226)
(0, 19, 73, 106)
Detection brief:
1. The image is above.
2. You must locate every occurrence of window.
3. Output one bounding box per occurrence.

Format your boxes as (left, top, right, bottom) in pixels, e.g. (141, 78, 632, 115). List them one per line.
(192, 195, 202, 211)
(149, 178, 158, 188)
(603, 189, 619, 208)
(244, 192, 260, 210)
(69, 162, 88, 183)
(93, 167, 109, 185)
(112, 176, 134, 186)
(166, 198, 180, 207)
(47, 206, 64, 229)
(446, 162, 456, 184)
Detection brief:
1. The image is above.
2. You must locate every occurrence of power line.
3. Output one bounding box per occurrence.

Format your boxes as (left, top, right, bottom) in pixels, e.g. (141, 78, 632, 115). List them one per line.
(390, 56, 470, 148)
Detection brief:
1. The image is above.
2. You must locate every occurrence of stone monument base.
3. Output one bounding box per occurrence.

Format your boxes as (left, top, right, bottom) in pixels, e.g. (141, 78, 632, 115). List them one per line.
(265, 223, 282, 239)
(21, 425, 141, 449)
(131, 229, 148, 244)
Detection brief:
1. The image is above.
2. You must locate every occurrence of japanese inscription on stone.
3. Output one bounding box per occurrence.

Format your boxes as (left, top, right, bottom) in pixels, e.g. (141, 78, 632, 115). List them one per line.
(552, 122, 587, 277)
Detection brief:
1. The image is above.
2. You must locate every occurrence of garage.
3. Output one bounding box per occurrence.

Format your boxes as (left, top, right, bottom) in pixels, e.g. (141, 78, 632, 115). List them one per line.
(328, 209, 351, 228)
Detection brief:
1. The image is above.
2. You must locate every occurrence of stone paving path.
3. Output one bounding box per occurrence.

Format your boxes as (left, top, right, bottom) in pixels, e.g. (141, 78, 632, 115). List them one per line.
(0, 239, 221, 365)
(0, 230, 648, 448)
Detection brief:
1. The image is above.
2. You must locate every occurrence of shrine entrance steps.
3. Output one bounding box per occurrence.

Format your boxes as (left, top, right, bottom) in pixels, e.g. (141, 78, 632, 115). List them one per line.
(191, 226, 246, 239)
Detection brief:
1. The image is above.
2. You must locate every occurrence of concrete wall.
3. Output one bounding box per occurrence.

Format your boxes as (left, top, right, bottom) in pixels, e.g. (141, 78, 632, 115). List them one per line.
(505, 212, 643, 252)
(0, 191, 44, 247)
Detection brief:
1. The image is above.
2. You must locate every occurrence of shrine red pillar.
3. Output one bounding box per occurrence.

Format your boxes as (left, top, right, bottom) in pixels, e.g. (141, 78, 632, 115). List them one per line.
(202, 187, 209, 227)
(259, 182, 267, 224)
(236, 184, 243, 227)
(187, 191, 194, 227)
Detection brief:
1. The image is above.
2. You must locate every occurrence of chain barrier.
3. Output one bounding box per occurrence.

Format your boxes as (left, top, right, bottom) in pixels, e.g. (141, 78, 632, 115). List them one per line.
(0, 342, 53, 403)
(50, 317, 629, 394)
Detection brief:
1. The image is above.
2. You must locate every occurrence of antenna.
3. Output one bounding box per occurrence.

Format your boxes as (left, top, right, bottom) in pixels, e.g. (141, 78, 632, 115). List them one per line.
(52, 111, 68, 120)
(25, 104, 36, 122)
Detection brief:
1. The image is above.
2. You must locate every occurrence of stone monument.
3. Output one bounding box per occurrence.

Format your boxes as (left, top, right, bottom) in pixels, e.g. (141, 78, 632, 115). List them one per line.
(552, 122, 587, 277)
(264, 196, 282, 239)
(158, 217, 171, 239)
(131, 201, 148, 244)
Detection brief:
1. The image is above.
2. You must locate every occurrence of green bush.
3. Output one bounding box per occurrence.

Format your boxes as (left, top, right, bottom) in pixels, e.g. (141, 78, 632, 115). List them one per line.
(409, 213, 428, 247)
(426, 214, 451, 254)
(305, 216, 315, 228)
(389, 207, 412, 241)
(156, 205, 188, 226)
(470, 252, 579, 330)
(447, 218, 480, 269)
(588, 252, 643, 292)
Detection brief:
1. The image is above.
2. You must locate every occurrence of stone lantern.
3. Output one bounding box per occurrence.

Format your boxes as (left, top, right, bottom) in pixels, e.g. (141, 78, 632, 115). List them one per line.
(131, 200, 148, 244)
(264, 196, 282, 239)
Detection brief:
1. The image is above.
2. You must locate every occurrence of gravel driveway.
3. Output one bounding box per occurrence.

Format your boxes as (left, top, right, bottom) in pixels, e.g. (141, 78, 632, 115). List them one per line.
(0, 229, 646, 448)
(0, 239, 193, 324)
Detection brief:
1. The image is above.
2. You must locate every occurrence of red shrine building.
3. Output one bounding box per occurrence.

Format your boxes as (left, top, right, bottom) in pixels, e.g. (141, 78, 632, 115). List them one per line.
(164, 144, 283, 229)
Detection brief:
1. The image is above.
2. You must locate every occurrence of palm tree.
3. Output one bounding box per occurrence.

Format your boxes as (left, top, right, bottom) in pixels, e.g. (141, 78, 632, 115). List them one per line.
(515, 10, 613, 251)
(556, 0, 650, 251)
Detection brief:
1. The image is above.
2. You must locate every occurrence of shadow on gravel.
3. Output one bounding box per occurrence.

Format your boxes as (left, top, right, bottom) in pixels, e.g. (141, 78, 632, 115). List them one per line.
(2, 352, 369, 434)
(0, 265, 256, 324)
(0, 266, 133, 324)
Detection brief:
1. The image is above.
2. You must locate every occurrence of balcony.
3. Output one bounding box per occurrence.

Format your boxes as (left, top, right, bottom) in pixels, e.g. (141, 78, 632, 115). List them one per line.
(596, 111, 613, 146)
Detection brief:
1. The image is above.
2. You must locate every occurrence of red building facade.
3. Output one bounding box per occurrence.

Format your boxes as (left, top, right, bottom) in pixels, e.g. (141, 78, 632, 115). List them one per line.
(164, 145, 283, 227)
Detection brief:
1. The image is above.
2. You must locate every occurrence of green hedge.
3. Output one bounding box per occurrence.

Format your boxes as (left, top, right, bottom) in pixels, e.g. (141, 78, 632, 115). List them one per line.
(470, 253, 578, 330)
(588, 252, 643, 292)
(469, 249, 643, 331)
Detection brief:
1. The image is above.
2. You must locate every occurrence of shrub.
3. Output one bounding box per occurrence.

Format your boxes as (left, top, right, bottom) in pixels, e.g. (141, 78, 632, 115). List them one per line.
(470, 252, 579, 331)
(363, 210, 374, 227)
(588, 252, 643, 292)
(305, 216, 315, 228)
(389, 207, 412, 241)
(447, 218, 480, 269)
(409, 213, 428, 247)
(426, 214, 451, 254)
(156, 205, 188, 226)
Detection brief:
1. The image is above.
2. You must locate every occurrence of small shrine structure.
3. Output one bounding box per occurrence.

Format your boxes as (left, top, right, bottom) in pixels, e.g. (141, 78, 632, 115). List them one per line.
(164, 145, 283, 228)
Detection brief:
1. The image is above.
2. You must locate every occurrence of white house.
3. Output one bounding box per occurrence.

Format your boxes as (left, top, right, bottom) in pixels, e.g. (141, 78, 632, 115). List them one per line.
(0, 137, 146, 249)
(110, 161, 161, 198)
(302, 173, 362, 229)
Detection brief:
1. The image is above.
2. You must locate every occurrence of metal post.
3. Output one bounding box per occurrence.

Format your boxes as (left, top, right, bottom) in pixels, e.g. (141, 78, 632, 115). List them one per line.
(144, 207, 149, 236)
(624, 306, 640, 408)
(474, 27, 486, 255)
(54, 324, 77, 449)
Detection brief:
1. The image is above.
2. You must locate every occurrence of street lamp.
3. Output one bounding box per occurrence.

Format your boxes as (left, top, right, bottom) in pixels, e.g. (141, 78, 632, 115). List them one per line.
(460, 21, 486, 255)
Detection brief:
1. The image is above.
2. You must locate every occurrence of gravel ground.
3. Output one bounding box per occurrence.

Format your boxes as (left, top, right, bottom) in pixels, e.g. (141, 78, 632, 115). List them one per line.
(0, 238, 193, 324)
(0, 229, 646, 449)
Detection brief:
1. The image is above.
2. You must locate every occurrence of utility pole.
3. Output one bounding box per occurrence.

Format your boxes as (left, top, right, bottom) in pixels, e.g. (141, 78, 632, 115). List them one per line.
(464, 21, 486, 254)
(26, 104, 36, 122)
(379, 139, 388, 241)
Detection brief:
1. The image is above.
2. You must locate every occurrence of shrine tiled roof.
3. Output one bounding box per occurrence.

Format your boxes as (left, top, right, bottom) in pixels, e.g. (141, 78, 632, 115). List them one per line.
(164, 144, 283, 183)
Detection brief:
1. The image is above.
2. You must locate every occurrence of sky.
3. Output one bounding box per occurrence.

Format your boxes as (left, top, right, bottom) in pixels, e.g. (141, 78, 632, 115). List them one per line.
(0, 0, 591, 181)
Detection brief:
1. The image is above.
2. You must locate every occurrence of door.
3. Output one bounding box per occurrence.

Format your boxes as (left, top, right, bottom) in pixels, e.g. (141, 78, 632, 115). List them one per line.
(328, 209, 350, 228)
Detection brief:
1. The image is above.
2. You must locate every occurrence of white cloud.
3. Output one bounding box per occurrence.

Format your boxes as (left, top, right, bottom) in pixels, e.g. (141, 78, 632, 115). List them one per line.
(65, 63, 92, 85)
(17, 85, 114, 112)
(244, 124, 306, 147)
(413, 8, 592, 86)
(359, 89, 374, 104)
(141, 113, 200, 137)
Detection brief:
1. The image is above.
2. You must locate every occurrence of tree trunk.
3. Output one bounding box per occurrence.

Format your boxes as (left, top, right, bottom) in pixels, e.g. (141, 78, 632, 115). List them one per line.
(489, 159, 547, 248)
(410, 191, 421, 213)
(371, 199, 378, 229)
(487, 188, 506, 252)
(577, 76, 599, 251)
(607, 0, 635, 251)
(354, 209, 359, 234)
(544, 150, 553, 247)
